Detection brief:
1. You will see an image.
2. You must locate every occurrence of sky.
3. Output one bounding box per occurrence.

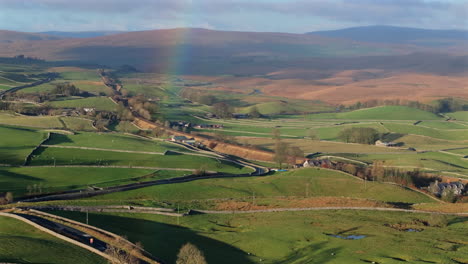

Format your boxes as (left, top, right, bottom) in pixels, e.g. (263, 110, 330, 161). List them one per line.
(0, 0, 466, 33)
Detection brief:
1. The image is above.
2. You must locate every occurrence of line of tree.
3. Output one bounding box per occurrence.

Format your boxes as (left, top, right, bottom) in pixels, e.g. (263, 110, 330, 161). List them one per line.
(345, 99, 436, 113)
(345, 97, 468, 114)
(338, 127, 380, 144)
(315, 159, 440, 189)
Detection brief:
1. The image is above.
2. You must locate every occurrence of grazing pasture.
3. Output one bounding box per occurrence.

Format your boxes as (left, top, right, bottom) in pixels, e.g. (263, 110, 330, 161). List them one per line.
(0, 167, 173, 197)
(50, 97, 117, 111)
(88, 168, 433, 205)
(50, 210, 468, 264)
(0, 125, 47, 165)
(29, 147, 253, 174)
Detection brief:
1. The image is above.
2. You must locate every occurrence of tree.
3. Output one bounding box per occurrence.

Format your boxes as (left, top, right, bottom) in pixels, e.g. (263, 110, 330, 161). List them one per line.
(5, 192, 13, 203)
(212, 102, 232, 119)
(287, 146, 304, 168)
(176, 243, 207, 264)
(249, 106, 261, 118)
(105, 243, 138, 264)
(274, 140, 289, 169)
(371, 161, 385, 181)
(198, 95, 217, 105)
(343, 164, 357, 175)
(306, 129, 318, 140)
(271, 128, 281, 140)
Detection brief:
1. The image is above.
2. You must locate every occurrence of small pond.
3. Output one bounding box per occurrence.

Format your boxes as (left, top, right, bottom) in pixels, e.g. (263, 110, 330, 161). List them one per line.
(327, 234, 366, 240)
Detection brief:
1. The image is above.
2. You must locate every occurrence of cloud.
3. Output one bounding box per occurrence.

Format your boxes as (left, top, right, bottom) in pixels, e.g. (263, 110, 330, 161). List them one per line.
(0, 0, 465, 32)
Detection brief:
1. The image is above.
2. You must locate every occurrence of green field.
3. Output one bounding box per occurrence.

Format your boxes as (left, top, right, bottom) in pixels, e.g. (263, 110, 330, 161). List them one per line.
(0, 112, 63, 128)
(30, 147, 253, 174)
(45, 132, 186, 152)
(50, 97, 117, 111)
(338, 151, 468, 177)
(0, 167, 162, 197)
(447, 111, 468, 121)
(60, 117, 96, 131)
(307, 106, 442, 120)
(50, 210, 468, 264)
(0, 216, 105, 264)
(0, 125, 48, 165)
(88, 168, 433, 205)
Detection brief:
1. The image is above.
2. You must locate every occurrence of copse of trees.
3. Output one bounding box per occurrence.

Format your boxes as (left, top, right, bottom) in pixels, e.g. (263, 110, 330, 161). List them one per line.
(338, 127, 379, 145)
(128, 94, 159, 120)
(51, 83, 80, 97)
(180, 88, 217, 106)
(346, 97, 468, 114)
(436, 97, 468, 113)
(212, 102, 233, 119)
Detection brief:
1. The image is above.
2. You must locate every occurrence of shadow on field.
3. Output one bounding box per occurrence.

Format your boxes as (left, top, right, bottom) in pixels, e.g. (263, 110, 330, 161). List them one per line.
(0, 168, 43, 182)
(46, 133, 74, 145)
(277, 242, 341, 264)
(48, 211, 255, 264)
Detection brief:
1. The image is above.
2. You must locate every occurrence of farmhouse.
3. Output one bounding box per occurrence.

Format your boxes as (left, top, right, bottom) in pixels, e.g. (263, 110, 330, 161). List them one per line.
(375, 140, 398, 147)
(303, 159, 332, 168)
(429, 180, 465, 196)
(171, 135, 189, 142)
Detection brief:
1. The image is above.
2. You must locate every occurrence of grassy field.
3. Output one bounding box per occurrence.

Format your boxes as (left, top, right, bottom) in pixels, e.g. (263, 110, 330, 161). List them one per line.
(86, 168, 433, 205)
(338, 151, 468, 177)
(29, 147, 253, 174)
(0, 216, 105, 264)
(50, 97, 117, 111)
(50, 210, 468, 264)
(383, 123, 468, 141)
(242, 138, 410, 154)
(447, 111, 468, 121)
(307, 106, 442, 120)
(0, 112, 63, 128)
(0, 125, 48, 165)
(0, 167, 162, 197)
(395, 134, 468, 151)
(60, 117, 96, 131)
(45, 132, 186, 152)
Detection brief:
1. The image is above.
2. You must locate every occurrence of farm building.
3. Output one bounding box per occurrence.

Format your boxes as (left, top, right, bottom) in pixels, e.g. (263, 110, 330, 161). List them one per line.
(375, 140, 398, 147)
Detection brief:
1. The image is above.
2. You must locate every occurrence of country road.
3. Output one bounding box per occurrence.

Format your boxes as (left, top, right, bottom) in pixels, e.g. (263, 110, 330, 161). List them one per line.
(0, 73, 57, 98)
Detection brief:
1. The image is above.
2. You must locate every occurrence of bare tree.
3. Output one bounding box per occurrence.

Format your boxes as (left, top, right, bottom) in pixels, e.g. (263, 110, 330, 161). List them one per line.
(274, 140, 289, 169)
(104, 239, 139, 264)
(176, 243, 207, 264)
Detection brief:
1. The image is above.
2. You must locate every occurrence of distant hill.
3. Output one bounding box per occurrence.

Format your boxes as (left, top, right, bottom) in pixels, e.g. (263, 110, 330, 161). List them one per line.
(0, 28, 466, 77)
(40, 31, 125, 39)
(0, 30, 62, 43)
(308, 25, 468, 48)
(0, 28, 430, 71)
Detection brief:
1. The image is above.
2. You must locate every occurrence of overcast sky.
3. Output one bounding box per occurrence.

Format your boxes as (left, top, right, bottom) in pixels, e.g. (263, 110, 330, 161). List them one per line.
(0, 0, 466, 33)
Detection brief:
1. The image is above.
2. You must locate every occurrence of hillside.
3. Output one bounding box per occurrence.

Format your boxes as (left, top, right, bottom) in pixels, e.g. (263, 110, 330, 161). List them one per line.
(0, 28, 444, 72)
(0, 30, 62, 43)
(40, 31, 124, 38)
(308, 25, 468, 49)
